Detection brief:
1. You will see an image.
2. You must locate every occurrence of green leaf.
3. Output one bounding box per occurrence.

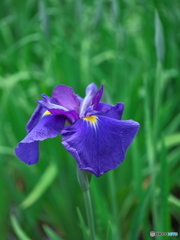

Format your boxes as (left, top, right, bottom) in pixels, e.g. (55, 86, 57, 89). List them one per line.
(43, 225, 64, 240)
(164, 133, 180, 148)
(0, 146, 14, 156)
(155, 10, 165, 62)
(159, 137, 170, 234)
(157, 133, 180, 151)
(130, 185, 152, 240)
(10, 214, 31, 240)
(76, 207, 89, 240)
(20, 162, 58, 209)
(169, 195, 180, 208)
(0, 72, 30, 89)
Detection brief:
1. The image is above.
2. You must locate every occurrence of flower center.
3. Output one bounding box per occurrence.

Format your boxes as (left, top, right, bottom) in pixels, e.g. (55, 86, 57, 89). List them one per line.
(83, 116, 98, 128)
(43, 110, 51, 116)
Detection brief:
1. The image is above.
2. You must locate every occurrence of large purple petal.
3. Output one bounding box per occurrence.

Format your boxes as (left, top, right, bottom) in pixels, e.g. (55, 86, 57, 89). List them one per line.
(26, 104, 45, 133)
(96, 102, 124, 120)
(52, 85, 80, 112)
(62, 116, 140, 177)
(15, 142, 39, 165)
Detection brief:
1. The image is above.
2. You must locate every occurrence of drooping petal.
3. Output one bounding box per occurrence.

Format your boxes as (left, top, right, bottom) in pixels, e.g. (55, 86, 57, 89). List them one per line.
(38, 94, 68, 111)
(15, 142, 39, 165)
(53, 85, 80, 112)
(22, 115, 66, 143)
(38, 94, 79, 123)
(26, 104, 45, 133)
(62, 116, 140, 177)
(96, 102, 124, 120)
(15, 115, 66, 164)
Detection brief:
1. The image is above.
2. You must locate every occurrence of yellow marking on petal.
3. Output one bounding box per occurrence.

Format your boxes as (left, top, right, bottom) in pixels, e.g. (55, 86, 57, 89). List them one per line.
(43, 110, 51, 116)
(83, 116, 98, 128)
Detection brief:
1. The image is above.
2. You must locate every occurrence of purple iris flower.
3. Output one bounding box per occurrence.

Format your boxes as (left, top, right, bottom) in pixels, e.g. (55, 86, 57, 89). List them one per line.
(15, 83, 140, 177)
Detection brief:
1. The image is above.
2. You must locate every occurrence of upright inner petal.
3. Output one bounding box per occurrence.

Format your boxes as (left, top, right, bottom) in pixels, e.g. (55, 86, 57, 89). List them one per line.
(79, 83, 103, 117)
(53, 85, 80, 112)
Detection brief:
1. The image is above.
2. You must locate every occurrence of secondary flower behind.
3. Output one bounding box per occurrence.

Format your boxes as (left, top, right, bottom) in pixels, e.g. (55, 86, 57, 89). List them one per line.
(15, 83, 140, 177)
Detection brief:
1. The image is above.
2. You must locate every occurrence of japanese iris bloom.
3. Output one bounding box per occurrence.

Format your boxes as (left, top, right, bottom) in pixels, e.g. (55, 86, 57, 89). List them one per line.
(15, 83, 140, 177)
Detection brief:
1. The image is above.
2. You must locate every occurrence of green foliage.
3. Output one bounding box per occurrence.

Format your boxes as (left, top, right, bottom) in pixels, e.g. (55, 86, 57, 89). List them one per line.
(10, 215, 31, 240)
(21, 162, 58, 209)
(0, 0, 179, 239)
(43, 225, 64, 240)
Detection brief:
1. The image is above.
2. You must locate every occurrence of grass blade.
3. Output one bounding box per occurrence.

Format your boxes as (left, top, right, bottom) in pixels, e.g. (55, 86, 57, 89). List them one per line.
(130, 185, 152, 240)
(159, 137, 170, 234)
(43, 225, 64, 240)
(20, 162, 58, 209)
(77, 207, 89, 240)
(10, 214, 31, 240)
(155, 10, 165, 62)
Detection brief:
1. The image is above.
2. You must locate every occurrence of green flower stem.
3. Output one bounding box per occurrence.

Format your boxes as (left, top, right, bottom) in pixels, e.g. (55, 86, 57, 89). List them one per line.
(108, 170, 121, 240)
(83, 188, 96, 240)
(77, 168, 96, 240)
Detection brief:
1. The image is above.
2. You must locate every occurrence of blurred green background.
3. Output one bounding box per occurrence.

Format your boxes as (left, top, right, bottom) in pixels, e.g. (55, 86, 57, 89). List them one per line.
(0, 0, 179, 239)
